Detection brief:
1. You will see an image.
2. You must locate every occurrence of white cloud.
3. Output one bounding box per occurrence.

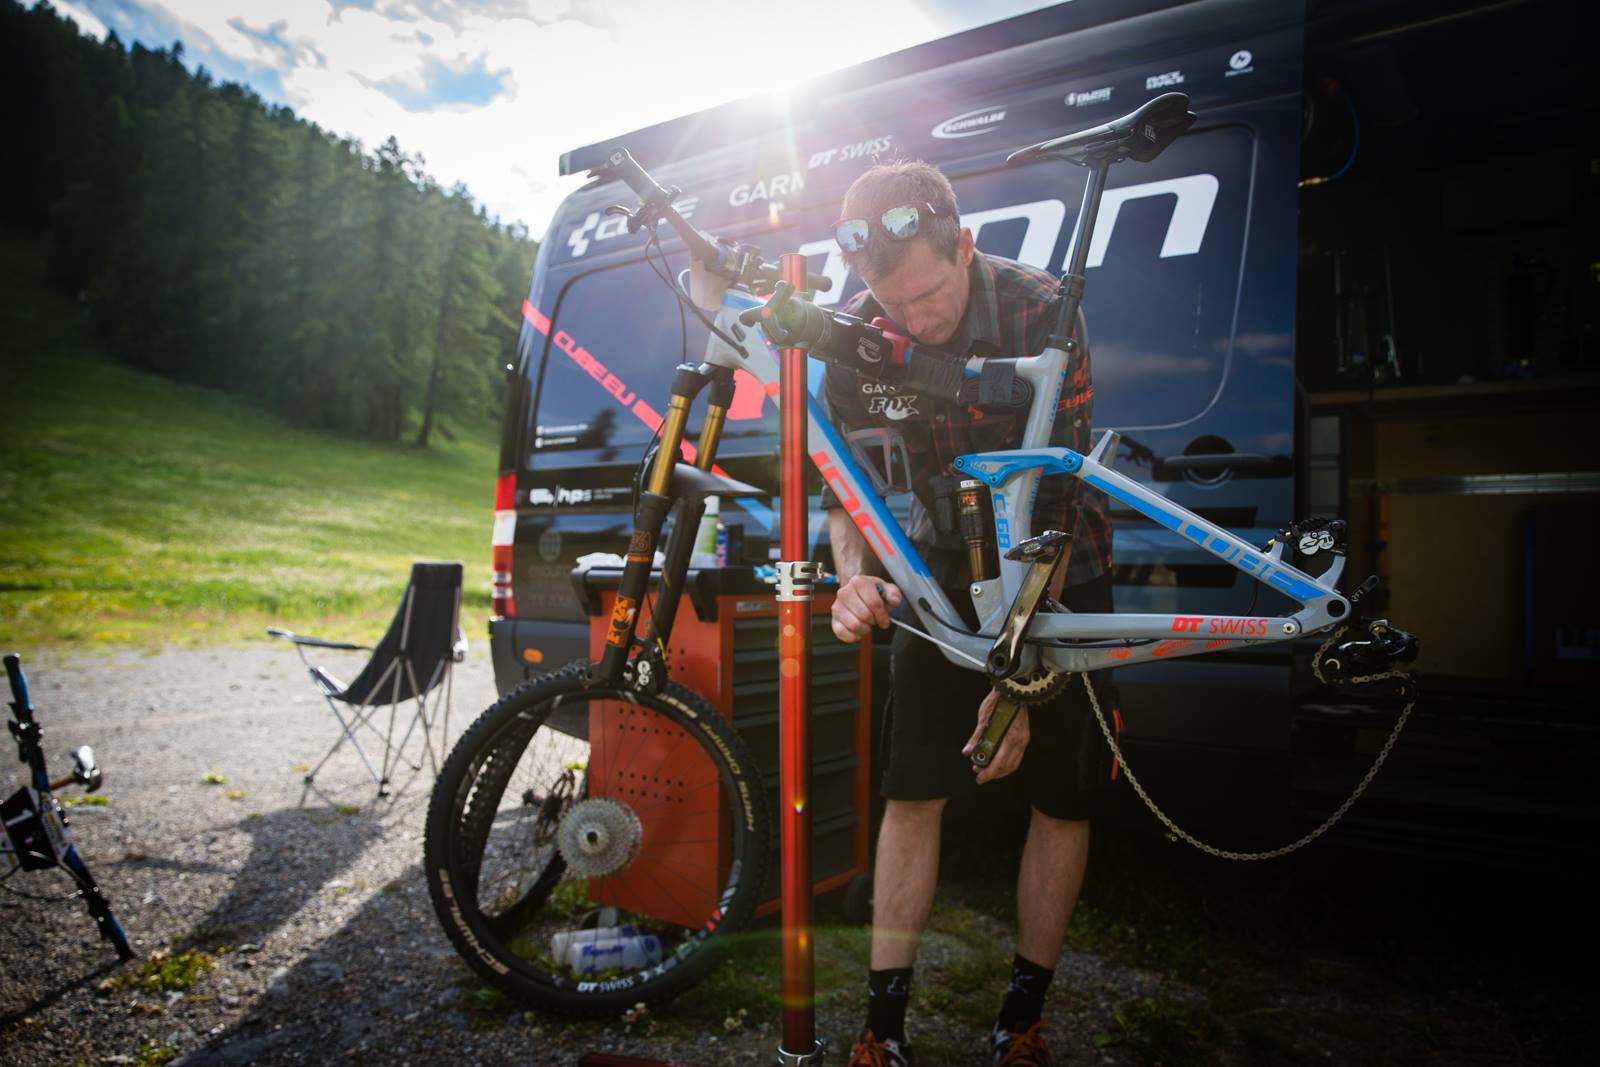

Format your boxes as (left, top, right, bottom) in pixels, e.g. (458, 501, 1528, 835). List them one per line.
(107, 0, 1019, 234)
(53, 0, 109, 39)
(75, 1, 1064, 233)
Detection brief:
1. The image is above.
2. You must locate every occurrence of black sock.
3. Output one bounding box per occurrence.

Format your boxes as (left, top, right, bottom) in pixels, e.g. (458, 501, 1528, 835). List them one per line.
(996, 953, 1054, 1033)
(866, 967, 913, 1043)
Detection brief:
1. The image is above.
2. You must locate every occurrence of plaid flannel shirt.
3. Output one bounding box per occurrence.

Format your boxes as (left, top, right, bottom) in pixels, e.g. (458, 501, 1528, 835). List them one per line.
(821, 251, 1112, 591)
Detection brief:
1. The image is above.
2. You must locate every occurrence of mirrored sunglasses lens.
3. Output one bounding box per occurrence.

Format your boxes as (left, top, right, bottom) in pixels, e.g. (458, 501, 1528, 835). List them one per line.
(880, 205, 922, 239)
(835, 220, 870, 252)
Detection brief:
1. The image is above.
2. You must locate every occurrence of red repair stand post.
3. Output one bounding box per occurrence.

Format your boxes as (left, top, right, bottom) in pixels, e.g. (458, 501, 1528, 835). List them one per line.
(775, 252, 825, 1066)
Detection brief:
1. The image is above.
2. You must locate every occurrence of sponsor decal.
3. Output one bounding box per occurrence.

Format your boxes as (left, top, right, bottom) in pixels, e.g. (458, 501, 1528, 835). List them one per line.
(730, 172, 803, 207)
(1172, 616, 1202, 633)
(1150, 639, 1189, 658)
(1226, 49, 1254, 77)
(529, 486, 595, 506)
(861, 381, 918, 420)
(567, 197, 699, 258)
(931, 106, 1007, 139)
(606, 594, 638, 647)
(1208, 616, 1271, 636)
(993, 490, 1011, 548)
(1065, 86, 1113, 108)
(1145, 70, 1185, 90)
(808, 135, 894, 169)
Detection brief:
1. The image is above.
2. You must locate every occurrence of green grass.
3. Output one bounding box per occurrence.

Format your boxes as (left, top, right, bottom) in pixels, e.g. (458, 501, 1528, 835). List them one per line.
(0, 232, 498, 648)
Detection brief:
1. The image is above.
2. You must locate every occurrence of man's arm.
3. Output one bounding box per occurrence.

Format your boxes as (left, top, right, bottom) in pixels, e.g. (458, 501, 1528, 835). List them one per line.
(828, 508, 880, 583)
(827, 508, 900, 641)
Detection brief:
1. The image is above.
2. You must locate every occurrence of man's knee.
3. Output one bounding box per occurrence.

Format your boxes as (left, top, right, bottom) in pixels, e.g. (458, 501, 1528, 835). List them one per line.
(1029, 804, 1090, 833)
(884, 796, 947, 826)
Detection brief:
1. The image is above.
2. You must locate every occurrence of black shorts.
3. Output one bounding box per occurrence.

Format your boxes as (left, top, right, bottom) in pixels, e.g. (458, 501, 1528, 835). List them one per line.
(880, 572, 1116, 822)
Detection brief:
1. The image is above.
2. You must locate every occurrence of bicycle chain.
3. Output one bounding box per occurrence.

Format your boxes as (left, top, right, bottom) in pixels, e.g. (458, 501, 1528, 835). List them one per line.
(1081, 623, 1415, 861)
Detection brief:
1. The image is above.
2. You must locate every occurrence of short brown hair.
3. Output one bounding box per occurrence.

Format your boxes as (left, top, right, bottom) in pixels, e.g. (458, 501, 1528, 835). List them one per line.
(838, 160, 960, 281)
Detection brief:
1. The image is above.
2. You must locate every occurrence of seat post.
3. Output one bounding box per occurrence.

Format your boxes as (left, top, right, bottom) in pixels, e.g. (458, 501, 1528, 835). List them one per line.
(1047, 155, 1111, 353)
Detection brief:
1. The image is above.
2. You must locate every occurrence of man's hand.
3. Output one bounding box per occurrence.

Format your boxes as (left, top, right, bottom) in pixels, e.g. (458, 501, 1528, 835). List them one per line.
(963, 689, 1030, 784)
(831, 574, 902, 643)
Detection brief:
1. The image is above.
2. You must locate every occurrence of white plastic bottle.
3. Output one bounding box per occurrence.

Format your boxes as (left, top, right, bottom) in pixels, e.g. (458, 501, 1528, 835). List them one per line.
(567, 932, 664, 975)
(549, 923, 640, 964)
(690, 495, 720, 569)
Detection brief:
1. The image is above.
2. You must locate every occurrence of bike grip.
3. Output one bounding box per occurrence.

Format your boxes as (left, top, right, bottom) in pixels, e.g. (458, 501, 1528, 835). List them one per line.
(805, 271, 833, 293)
(4, 652, 28, 710)
(969, 697, 1022, 769)
(599, 148, 720, 263)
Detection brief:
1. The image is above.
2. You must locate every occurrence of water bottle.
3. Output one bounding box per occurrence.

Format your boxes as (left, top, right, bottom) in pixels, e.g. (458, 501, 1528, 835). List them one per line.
(568, 931, 664, 975)
(549, 923, 640, 964)
(690, 495, 720, 569)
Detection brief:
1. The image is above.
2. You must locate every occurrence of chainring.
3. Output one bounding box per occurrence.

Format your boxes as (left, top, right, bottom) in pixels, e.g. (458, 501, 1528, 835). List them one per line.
(996, 664, 1073, 704)
(555, 797, 642, 879)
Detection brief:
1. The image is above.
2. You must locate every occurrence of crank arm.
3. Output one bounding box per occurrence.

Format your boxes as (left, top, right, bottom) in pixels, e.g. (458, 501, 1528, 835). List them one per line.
(984, 530, 1072, 680)
(969, 696, 1023, 769)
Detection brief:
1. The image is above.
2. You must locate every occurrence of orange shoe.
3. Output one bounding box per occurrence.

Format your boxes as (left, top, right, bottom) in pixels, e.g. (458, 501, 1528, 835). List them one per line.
(991, 1019, 1054, 1066)
(847, 1027, 916, 1067)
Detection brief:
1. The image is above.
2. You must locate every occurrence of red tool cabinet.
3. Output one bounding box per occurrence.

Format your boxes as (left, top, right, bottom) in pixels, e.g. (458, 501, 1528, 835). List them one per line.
(573, 567, 871, 921)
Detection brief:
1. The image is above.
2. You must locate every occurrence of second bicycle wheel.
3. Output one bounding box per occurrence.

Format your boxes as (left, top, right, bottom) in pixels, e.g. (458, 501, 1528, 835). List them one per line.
(424, 662, 770, 1016)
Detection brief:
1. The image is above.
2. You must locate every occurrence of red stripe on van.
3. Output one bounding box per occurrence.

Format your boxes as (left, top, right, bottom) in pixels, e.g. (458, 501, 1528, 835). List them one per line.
(522, 300, 551, 336)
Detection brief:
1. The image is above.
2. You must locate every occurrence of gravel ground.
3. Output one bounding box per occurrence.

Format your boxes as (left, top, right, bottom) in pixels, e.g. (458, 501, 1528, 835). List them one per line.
(0, 644, 1572, 1066)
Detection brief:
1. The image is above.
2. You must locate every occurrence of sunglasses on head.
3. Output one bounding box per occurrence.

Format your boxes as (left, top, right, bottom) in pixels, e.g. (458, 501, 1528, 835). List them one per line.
(833, 201, 947, 253)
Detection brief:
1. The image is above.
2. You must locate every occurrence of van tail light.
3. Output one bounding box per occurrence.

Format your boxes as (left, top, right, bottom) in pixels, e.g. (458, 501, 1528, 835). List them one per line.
(492, 469, 517, 618)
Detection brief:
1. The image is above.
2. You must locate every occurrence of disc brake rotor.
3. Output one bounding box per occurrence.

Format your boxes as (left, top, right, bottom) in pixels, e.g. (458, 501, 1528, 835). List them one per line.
(555, 797, 642, 879)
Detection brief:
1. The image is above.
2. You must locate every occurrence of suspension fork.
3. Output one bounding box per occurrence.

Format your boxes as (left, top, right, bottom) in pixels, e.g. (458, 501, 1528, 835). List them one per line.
(640, 364, 736, 651)
(588, 363, 727, 687)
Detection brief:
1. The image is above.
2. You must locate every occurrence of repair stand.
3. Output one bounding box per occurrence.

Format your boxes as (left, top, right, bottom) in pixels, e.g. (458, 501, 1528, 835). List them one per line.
(775, 252, 825, 1065)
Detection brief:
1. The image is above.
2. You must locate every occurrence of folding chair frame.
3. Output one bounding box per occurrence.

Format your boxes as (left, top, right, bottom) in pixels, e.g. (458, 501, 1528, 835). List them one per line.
(268, 575, 464, 798)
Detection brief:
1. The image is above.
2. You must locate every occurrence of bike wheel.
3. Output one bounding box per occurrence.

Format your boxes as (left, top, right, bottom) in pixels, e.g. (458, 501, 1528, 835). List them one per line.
(424, 662, 770, 1016)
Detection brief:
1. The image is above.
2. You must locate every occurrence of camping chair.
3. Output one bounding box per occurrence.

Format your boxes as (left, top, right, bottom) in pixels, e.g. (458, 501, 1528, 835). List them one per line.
(268, 561, 467, 797)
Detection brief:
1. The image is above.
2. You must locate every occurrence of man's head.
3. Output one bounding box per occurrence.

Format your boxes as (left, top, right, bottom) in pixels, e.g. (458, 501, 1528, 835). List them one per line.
(838, 161, 975, 345)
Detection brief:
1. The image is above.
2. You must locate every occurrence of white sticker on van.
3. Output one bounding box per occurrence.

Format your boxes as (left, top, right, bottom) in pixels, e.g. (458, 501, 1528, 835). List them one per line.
(931, 107, 1007, 139)
(1065, 86, 1113, 107)
(807, 135, 894, 169)
(567, 196, 700, 258)
(730, 173, 804, 207)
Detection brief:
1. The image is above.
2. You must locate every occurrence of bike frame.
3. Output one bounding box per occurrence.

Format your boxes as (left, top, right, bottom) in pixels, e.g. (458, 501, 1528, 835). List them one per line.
(591, 154, 1353, 688)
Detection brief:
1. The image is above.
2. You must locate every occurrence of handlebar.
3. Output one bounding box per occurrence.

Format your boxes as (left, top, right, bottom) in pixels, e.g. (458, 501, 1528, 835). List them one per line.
(593, 148, 831, 293)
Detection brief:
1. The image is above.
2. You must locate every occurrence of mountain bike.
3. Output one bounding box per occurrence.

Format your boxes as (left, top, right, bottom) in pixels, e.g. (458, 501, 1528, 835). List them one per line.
(3, 653, 133, 961)
(425, 92, 1419, 1015)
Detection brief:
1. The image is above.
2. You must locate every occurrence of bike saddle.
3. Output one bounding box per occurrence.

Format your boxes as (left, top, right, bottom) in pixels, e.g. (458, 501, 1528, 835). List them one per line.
(670, 462, 762, 499)
(1006, 92, 1196, 167)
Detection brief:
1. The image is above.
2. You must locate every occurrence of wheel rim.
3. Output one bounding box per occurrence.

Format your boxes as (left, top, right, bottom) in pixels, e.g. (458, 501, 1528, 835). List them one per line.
(440, 683, 759, 995)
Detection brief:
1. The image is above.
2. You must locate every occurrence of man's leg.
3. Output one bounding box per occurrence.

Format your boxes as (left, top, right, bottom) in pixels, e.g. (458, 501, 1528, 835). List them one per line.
(993, 807, 1090, 1046)
(870, 797, 947, 969)
(1014, 807, 1090, 967)
(857, 796, 945, 1053)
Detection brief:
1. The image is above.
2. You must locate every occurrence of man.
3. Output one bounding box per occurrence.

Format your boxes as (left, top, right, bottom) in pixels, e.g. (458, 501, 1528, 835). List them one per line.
(822, 162, 1113, 1067)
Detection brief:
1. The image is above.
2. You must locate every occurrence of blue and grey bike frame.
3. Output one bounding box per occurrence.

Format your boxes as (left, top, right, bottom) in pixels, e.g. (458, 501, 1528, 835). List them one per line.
(702, 293, 1351, 678)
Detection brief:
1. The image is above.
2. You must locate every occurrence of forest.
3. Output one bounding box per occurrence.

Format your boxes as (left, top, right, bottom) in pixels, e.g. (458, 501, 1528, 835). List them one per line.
(1, 0, 537, 446)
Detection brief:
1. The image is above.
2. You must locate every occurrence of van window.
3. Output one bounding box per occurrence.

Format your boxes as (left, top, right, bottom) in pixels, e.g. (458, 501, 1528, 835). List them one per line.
(529, 259, 777, 471)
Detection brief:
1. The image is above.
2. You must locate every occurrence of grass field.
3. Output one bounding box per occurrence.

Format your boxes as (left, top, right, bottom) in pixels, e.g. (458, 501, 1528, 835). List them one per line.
(0, 233, 498, 647)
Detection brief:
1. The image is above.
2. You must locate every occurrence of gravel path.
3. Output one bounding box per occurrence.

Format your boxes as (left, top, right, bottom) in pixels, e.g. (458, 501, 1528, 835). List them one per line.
(3, 645, 1547, 1066)
(0, 644, 1159, 1067)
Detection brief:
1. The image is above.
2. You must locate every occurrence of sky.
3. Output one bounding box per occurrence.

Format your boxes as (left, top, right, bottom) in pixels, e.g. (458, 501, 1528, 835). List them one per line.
(48, 0, 1063, 236)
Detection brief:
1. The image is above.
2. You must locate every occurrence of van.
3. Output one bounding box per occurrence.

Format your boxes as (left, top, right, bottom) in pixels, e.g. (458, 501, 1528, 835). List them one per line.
(488, 0, 1597, 860)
